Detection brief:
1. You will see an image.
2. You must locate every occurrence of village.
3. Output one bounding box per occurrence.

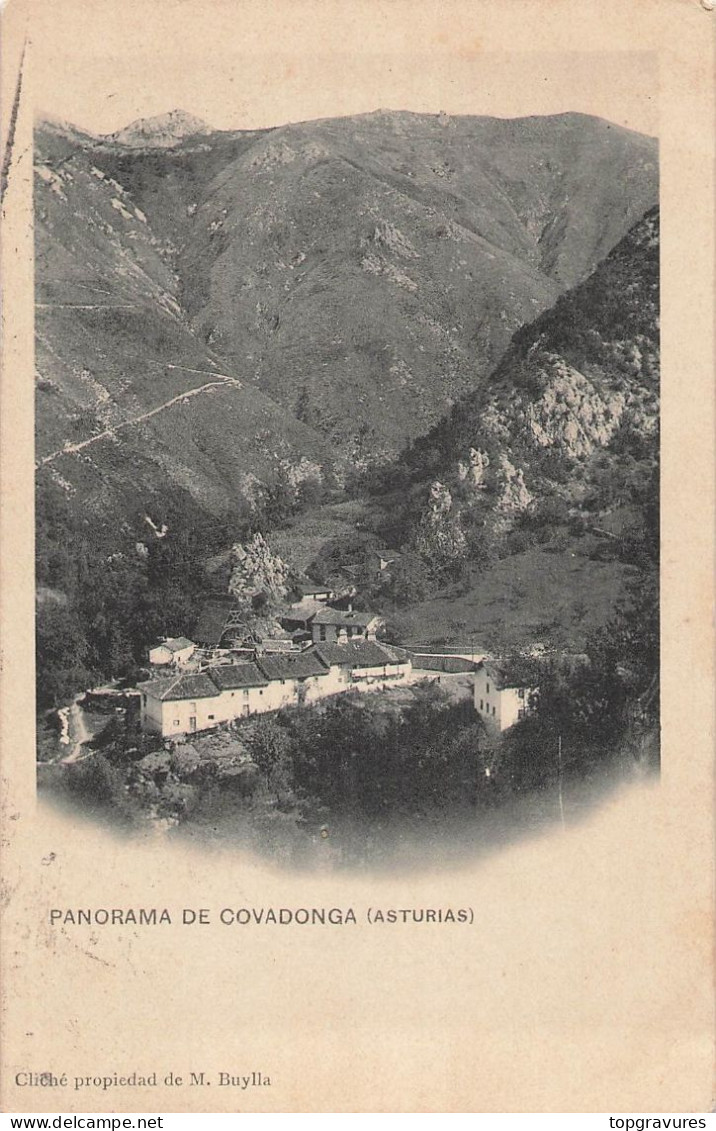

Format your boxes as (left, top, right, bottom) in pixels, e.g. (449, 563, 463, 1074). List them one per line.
(40, 517, 655, 849)
(41, 526, 551, 815)
(134, 575, 538, 742)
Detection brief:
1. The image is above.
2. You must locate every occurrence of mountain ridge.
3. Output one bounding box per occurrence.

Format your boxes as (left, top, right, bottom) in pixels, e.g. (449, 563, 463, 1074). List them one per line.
(105, 109, 213, 148)
(34, 108, 658, 536)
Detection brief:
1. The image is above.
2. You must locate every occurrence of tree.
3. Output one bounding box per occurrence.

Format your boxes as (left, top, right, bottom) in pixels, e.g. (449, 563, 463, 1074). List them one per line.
(36, 603, 93, 709)
(386, 552, 432, 606)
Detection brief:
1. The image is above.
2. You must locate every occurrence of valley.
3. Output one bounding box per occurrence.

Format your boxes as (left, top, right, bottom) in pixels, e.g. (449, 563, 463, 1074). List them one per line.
(35, 108, 660, 858)
(35, 109, 657, 532)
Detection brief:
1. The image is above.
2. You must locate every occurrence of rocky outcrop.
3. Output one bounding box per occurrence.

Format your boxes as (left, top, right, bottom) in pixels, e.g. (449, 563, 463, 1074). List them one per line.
(107, 109, 210, 149)
(228, 533, 291, 606)
(457, 448, 490, 488)
(494, 454, 533, 514)
(415, 481, 467, 565)
(392, 206, 659, 558)
(484, 358, 629, 461)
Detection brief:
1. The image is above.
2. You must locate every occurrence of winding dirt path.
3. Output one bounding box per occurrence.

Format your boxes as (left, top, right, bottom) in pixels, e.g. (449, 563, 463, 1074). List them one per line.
(36, 372, 244, 468)
(59, 698, 94, 764)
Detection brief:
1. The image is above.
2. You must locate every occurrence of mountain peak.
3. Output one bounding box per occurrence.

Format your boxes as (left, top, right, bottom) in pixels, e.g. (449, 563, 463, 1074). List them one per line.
(35, 113, 98, 141)
(106, 109, 212, 148)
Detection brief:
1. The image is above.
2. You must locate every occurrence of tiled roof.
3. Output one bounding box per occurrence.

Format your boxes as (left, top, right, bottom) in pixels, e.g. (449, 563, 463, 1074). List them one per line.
(311, 607, 381, 627)
(256, 652, 328, 681)
(138, 672, 219, 701)
(311, 641, 405, 669)
(206, 663, 268, 690)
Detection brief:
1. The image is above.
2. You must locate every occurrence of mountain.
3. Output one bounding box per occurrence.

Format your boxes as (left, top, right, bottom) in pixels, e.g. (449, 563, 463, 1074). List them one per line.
(88, 110, 657, 456)
(34, 120, 329, 535)
(384, 207, 660, 568)
(34, 109, 658, 536)
(105, 109, 212, 149)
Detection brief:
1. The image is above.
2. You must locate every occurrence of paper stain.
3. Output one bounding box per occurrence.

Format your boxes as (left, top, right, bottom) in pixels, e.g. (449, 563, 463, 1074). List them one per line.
(0, 36, 27, 203)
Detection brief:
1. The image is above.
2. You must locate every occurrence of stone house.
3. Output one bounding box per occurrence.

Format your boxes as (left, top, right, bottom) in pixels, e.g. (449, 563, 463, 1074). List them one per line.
(296, 580, 335, 602)
(366, 549, 401, 576)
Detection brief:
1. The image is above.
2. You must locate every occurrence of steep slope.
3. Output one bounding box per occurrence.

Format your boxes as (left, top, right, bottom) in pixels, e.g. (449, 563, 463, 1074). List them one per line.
(391, 206, 659, 561)
(35, 120, 330, 532)
(89, 110, 657, 461)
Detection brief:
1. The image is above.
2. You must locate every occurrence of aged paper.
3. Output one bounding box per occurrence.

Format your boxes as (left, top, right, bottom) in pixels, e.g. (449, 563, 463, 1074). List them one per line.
(1, 0, 714, 1114)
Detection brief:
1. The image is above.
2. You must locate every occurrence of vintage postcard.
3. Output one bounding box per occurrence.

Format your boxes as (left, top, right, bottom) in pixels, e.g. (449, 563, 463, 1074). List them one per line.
(1, 0, 713, 1114)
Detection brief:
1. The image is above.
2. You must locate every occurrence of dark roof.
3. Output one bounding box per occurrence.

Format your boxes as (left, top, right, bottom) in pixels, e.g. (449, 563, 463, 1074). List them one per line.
(476, 659, 537, 691)
(312, 607, 381, 627)
(297, 579, 333, 595)
(311, 641, 405, 669)
(193, 599, 240, 644)
(206, 663, 268, 690)
(256, 652, 328, 681)
(282, 597, 326, 624)
(138, 672, 219, 701)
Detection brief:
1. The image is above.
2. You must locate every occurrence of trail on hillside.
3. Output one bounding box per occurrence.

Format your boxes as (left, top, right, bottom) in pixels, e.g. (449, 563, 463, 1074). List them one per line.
(36, 372, 244, 468)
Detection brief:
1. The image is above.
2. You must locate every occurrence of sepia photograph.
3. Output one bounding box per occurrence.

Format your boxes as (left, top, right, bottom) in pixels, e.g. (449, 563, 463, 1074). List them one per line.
(34, 63, 659, 869)
(1, 0, 713, 1115)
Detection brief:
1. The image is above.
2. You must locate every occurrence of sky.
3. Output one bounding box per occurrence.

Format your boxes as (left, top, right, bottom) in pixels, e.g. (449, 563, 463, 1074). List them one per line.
(21, 0, 659, 138)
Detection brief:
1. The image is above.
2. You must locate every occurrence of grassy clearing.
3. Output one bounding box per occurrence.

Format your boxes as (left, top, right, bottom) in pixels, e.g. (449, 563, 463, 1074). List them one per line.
(392, 543, 634, 653)
(266, 498, 370, 574)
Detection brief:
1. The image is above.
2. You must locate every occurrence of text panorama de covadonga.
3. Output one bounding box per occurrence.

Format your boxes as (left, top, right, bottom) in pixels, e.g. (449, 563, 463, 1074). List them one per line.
(49, 906, 475, 926)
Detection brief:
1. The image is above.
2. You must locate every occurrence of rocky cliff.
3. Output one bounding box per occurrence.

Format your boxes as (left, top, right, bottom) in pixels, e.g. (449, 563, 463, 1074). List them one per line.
(398, 207, 659, 558)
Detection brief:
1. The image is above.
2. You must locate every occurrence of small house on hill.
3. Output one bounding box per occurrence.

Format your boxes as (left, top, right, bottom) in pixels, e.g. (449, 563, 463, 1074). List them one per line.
(474, 660, 539, 733)
(310, 607, 383, 644)
(148, 637, 196, 667)
(296, 580, 335, 602)
(280, 597, 326, 632)
(366, 548, 401, 576)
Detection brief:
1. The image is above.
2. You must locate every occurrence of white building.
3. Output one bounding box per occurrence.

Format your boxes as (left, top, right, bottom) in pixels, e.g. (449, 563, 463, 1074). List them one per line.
(254, 651, 332, 708)
(313, 640, 412, 693)
(137, 642, 412, 738)
(473, 660, 538, 733)
(148, 637, 196, 667)
(138, 666, 269, 737)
